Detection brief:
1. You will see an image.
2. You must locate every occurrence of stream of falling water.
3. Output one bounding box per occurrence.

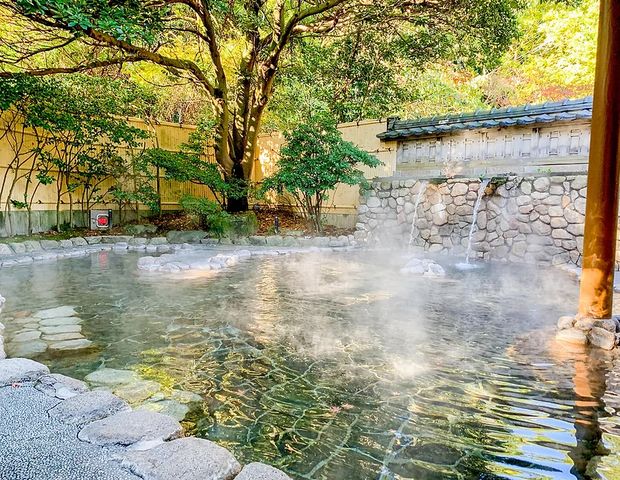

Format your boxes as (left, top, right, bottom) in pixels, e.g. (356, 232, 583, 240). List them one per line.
(407, 181, 428, 247)
(464, 179, 490, 263)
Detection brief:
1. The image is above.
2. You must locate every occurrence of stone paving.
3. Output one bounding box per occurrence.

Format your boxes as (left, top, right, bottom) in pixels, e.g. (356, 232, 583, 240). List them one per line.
(0, 358, 292, 480)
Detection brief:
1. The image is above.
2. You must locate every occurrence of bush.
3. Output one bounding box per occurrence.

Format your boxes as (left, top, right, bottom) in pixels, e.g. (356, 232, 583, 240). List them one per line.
(179, 195, 231, 237)
(229, 212, 258, 238)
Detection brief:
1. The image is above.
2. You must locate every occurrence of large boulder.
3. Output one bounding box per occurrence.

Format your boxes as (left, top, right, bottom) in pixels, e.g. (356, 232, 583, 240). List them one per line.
(117, 437, 241, 480)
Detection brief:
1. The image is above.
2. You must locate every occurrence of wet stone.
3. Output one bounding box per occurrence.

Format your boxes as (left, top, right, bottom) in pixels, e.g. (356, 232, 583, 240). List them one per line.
(116, 437, 241, 480)
(7, 340, 48, 358)
(236, 463, 292, 480)
(48, 338, 93, 352)
(42, 332, 85, 342)
(137, 399, 189, 421)
(49, 390, 130, 425)
(557, 316, 575, 330)
(113, 380, 161, 404)
(78, 410, 183, 449)
(556, 328, 588, 345)
(40, 324, 82, 335)
(33, 306, 77, 319)
(85, 368, 140, 387)
(11, 330, 42, 342)
(588, 327, 617, 350)
(39, 316, 82, 327)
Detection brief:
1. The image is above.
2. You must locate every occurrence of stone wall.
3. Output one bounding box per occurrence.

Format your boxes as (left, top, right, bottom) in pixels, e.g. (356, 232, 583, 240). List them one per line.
(355, 174, 597, 267)
(0, 293, 5, 360)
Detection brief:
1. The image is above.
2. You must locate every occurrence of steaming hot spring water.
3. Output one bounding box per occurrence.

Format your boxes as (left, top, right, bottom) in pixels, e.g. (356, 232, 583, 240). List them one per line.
(1, 249, 620, 479)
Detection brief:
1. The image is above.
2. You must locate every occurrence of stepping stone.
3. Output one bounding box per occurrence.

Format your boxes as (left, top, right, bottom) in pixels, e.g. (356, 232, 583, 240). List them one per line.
(113, 380, 161, 404)
(33, 306, 77, 319)
(137, 399, 189, 421)
(116, 437, 241, 480)
(17, 323, 40, 330)
(12, 316, 39, 325)
(48, 339, 93, 352)
(40, 325, 82, 335)
(236, 463, 292, 480)
(36, 373, 89, 399)
(0, 358, 49, 385)
(39, 316, 82, 327)
(7, 340, 47, 358)
(49, 390, 130, 425)
(11, 330, 42, 342)
(42, 332, 85, 342)
(78, 410, 183, 449)
(170, 389, 203, 404)
(85, 368, 139, 387)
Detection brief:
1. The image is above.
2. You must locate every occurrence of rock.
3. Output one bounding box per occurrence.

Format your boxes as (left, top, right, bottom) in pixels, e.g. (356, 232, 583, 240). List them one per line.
(49, 390, 130, 425)
(70, 237, 89, 247)
(11, 330, 42, 342)
(78, 410, 183, 449)
(556, 328, 588, 345)
(0, 244, 14, 256)
(170, 389, 203, 404)
(39, 316, 82, 327)
(85, 368, 140, 387)
(166, 231, 207, 244)
(101, 236, 133, 244)
(149, 237, 168, 246)
(588, 327, 617, 350)
(366, 196, 381, 208)
(125, 224, 157, 235)
(48, 339, 93, 352)
(23, 240, 43, 252)
(451, 183, 468, 196)
(533, 177, 550, 192)
(40, 240, 60, 250)
(137, 399, 189, 421)
(116, 437, 241, 480)
(85, 237, 102, 245)
(0, 358, 49, 385)
(42, 332, 85, 342)
(40, 324, 82, 335)
(592, 318, 618, 333)
(128, 237, 147, 246)
(33, 306, 77, 319)
(557, 316, 575, 330)
(113, 380, 161, 404)
(575, 318, 596, 331)
(7, 341, 48, 357)
(35, 373, 89, 399)
(236, 463, 292, 480)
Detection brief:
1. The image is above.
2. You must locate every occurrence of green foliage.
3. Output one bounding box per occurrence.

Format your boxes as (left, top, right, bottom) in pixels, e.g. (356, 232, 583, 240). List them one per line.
(228, 212, 258, 238)
(179, 195, 231, 237)
(261, 115, 380, 232)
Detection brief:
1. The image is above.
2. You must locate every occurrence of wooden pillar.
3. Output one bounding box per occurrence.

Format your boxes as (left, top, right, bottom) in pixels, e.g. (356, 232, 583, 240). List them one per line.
(578, 0, 620, 319)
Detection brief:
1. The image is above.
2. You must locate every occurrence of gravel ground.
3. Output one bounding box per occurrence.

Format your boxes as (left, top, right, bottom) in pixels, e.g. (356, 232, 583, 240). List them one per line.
(0, 385, 139, 480)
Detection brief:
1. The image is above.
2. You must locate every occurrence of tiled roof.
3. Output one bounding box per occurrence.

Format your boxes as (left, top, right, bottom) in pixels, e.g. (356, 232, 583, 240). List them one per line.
(377, 97, 593, 141)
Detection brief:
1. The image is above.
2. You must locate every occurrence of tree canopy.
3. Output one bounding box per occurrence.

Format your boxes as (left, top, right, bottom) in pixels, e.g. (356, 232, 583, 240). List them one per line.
(0, 0, 521, 210)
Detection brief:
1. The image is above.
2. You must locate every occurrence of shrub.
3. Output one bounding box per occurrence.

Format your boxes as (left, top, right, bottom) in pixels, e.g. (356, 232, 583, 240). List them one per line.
(179, 195, 230, 237)
(229, 212, 258, 238)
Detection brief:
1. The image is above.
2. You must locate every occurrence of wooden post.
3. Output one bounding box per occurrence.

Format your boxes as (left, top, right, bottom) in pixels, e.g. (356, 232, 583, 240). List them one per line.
(578, 0, 620, 319)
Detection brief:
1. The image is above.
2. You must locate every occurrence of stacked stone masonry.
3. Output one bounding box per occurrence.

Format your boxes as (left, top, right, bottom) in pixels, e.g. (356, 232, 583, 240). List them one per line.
(355, 174, 599, 267)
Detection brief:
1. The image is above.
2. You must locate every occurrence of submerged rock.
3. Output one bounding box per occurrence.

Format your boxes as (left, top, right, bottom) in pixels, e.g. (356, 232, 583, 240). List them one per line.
(116, 437, 241, 480)
(33, 306, 77, 319)
(39, 316, 82, 327)
(113, 380, 161, 404)
(48, 338, 93, 352)
(7, 340, 48, 358)
(85, 368, 140, 387)
(40, 324, 82, 335)
(138, 399, 190, 421)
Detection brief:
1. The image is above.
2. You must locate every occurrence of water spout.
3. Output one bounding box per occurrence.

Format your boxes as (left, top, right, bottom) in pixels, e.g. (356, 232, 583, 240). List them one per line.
(464, 179, 490, 264)
(407, 181, 428, 248)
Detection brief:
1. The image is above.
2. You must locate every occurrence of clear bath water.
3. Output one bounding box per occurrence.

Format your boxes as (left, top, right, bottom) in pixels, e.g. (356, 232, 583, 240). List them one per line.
(1, 250, 619, 479)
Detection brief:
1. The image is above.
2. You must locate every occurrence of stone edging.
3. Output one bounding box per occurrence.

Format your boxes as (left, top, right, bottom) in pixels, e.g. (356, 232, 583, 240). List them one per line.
(0, 294, 5, 360)
(0, 358, 292, 480)
(0, 233, 357, 269)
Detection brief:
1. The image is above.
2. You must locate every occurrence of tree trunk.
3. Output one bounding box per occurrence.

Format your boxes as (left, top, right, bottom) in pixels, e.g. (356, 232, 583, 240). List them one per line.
(226, 162, 249, 213)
